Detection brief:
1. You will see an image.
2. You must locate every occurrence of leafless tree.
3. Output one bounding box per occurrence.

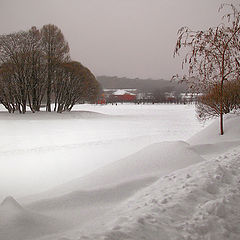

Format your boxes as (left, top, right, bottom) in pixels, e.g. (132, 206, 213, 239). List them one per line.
(0, 62, 16, 112)
(40, 24, 70, 112)
(26, 27, 47, 112)
(197, 80, 240, 120)
(0, 31, 33, 113)
(174, 4, 240, 135)
(0, 25, 99, 114)
(0, 28, 47, 113)
(53, 61, 100, 113)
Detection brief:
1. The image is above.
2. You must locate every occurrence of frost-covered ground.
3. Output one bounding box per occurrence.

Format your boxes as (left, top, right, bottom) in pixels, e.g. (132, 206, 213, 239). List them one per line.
(1, 104, 240, 240)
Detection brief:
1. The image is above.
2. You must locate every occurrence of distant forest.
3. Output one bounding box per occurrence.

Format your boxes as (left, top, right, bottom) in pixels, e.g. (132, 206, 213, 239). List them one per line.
(97, 76, 187, 94)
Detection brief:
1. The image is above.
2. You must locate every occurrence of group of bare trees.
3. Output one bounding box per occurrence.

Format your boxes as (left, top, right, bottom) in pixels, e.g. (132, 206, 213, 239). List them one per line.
(0, 24, 100, 113)
(174, 3, 240, 135)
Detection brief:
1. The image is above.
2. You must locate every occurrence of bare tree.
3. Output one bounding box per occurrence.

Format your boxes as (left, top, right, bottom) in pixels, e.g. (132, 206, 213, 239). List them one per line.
(40, 24, 70, 112)
(0, 31, 34, 113)
(197, 80, 240, 120)
(0, 62, 16, 113)
(174, 4, 240, 135)
(53, 61, 100, 113)
(26, 27, 47, 112)
(0, 28, 48, 113)
(0, 24, 98, 114)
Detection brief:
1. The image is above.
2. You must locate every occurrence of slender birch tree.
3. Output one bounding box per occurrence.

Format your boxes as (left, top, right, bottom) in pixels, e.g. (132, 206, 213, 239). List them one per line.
(174, 4, 240, 135)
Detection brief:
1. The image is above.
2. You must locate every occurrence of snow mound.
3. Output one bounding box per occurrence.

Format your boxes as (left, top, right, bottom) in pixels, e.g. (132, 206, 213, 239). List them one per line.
(0, 196, 67, 240)
(81, 148, 240, 240)
(2, 112, 240, 240)
(24, 141, 204, 203)
(32, 115, 240, 240)
(188, 115, 240, 157)
(27, 177, 156, 212)
(1, 196, 23, 211)
(189, 115, 240, 145)
(0, 110, 106, 120)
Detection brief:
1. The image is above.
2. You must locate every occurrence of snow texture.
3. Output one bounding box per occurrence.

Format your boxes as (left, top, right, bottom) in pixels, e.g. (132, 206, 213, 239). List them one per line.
(0, 104, 240, 240)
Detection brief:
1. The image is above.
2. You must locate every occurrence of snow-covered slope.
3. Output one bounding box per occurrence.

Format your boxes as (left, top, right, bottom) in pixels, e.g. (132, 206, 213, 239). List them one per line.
(78, 147, 240, 240)
(24, 141, 204, 203)
(42, 115, 239, 240)
(1, 107, 240, 240)
(0, 196, 66, 240)
(33, 115, 240, 240)
(189, 115, 240, 157)
(189, 114, 240, 145)
(0, 104, 201, 201)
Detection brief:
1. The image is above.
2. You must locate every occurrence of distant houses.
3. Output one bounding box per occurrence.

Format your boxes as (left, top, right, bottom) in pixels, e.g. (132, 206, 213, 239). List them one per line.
(99, 89, 138, 104)
(179, 93, 202, 103)
(111, 89, 137, 102)
(97, 89, 201, 104)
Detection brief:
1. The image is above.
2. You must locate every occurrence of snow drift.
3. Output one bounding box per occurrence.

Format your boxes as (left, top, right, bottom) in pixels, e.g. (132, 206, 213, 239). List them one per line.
(189, 114, 240, 157)
(0, 196, 66, 240)
(0, 104, 201, 201)
(31, 115, 240, 240)
(83, 148, 240, 240)
(24, 141, 204, 203)
(1, 105, 240, 240)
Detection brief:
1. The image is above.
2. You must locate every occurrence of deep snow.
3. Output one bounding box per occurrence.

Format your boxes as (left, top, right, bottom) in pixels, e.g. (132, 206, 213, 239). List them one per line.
(0, 104, 202, 201)
(1, 104, 240, 240)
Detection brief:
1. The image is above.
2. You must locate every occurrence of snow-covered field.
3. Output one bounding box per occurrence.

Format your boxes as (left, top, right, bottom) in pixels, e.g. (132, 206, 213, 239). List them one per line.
(0, 104, 202, 201)
(1, 104, 240, 240)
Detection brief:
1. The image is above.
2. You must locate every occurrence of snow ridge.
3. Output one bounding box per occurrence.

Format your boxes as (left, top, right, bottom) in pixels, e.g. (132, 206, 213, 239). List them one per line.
(80, 147, 240, 240)
(1, 108, 240, 240)
(1, 196, 23, 210)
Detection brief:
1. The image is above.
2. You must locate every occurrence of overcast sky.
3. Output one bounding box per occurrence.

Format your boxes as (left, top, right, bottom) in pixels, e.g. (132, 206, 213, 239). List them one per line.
(0, 0, 238, 79)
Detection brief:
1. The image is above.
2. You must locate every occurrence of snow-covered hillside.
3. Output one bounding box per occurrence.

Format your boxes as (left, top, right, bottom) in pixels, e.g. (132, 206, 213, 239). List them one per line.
(0, 104, 239, 240)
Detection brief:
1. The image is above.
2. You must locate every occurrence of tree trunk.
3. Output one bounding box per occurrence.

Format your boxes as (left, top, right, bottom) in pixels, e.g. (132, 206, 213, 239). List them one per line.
(220, 106, 224, 135)
(220, 78, 224, 135)
(46, 79, 51, 112)
(46, 53, 52, 112)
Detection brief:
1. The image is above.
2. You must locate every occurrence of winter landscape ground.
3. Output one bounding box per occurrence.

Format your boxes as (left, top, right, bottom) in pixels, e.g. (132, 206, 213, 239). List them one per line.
(0, 104, 240, 240)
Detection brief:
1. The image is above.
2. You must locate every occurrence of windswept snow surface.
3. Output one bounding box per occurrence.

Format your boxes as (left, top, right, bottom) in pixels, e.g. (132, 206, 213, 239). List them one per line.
(0, 104, 202, 201)
(1, 104, 240, 240)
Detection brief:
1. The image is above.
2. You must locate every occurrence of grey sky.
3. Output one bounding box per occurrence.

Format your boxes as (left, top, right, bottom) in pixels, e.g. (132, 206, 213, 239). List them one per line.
(0, 0, 238, 79)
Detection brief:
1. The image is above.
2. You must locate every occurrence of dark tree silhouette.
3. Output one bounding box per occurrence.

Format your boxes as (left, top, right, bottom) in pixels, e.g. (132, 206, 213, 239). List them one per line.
(40, 24, 70, 112)
(0, 24, 100, 114)
(53, 61, 100, 112)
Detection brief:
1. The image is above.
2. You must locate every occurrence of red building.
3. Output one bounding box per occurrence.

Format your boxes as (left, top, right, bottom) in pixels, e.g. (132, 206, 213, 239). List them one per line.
(112, 90, 136, 102)
(97, 93, 106, 104)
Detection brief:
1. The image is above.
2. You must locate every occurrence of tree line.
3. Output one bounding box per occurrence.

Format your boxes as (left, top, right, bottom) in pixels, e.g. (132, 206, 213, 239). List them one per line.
(174, 3, 240, 135)
(0, 24, 100, 113)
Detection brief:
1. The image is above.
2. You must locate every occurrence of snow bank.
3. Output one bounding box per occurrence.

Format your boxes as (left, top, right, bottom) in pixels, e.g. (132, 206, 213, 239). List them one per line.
(30, 114, 240, 240)
(0, 104, 202, 201)
(1, 106, 240, 240)
(0, 196, 66, 240)
(82, 147, 240, 240)
(189, 114, 240, 145)
(24, 141, 204, 203)
(189, 115, 240, 157)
